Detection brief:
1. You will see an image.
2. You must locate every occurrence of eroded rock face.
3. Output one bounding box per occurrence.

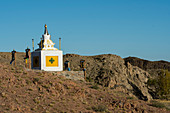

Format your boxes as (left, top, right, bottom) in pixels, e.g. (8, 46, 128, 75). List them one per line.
(124, 57, 170, 99)
(64, 54, 152, 101)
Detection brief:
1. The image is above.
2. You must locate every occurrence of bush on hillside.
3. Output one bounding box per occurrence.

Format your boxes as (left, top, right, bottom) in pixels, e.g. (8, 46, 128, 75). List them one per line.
(147, 70, 170, 99)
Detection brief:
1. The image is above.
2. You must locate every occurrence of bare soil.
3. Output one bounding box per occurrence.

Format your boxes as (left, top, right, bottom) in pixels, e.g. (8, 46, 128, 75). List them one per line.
(0, 63, 168, 112)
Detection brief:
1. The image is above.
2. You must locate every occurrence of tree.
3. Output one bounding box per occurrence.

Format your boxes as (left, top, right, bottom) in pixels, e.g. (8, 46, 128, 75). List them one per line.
(147, 70, 170, 99)
(157, 70, 170, 96)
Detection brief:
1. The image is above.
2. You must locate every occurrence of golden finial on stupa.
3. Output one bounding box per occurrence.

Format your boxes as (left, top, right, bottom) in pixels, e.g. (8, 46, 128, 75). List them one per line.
(45, 24, 47, 28)
(44, 24, 49, 35)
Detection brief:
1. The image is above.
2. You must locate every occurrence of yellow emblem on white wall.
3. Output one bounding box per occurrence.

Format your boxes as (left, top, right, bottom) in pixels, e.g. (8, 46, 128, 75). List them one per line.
(46, 56, 58, 67)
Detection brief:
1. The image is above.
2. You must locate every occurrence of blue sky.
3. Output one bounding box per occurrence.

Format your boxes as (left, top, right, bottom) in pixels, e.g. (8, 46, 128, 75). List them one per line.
(0, 0, 170, 61)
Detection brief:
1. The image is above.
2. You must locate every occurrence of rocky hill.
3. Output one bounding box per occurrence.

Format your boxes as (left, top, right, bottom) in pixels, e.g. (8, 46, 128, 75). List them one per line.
(0, 54, 169, 112)
(64, 54, 153, 101)
(1, 52, 168, 101)
(124, 57, 170, 71)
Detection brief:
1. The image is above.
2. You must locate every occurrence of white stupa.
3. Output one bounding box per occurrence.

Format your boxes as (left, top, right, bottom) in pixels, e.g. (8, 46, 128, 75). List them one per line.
(31, 24, 63, 71)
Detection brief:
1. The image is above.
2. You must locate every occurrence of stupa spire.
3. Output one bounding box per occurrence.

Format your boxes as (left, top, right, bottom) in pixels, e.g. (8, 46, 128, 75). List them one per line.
(44, 24, 49, 35)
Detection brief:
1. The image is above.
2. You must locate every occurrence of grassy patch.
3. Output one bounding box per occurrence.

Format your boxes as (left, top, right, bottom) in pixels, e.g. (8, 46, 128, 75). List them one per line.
(126, 96, 134, 100)
(34, 78, 40, 82)
(14, 75, 19, 78)
(92, 104, 107, 112)
(42, 85, 49, 89)
(28, 88, 33, 91)
(86, 77, 93, 82)
(23, 72, 27, 74)
(33, 98, 40, 104)
(48, 103, 54, 107)
(33, 77, 40, 83)
(150, 100, 166, 108)
(90, 84, 99, 90)
(26, 79, 32, 85)
(16, 70, 22, 73)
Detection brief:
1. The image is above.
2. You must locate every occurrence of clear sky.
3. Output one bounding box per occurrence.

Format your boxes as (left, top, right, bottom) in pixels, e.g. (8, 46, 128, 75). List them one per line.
(0, 0, 170, 61)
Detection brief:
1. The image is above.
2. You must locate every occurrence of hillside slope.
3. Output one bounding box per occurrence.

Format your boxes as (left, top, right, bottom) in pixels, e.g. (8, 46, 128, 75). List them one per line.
(1, 52, 169, 101)
(0, 63, 168, 112)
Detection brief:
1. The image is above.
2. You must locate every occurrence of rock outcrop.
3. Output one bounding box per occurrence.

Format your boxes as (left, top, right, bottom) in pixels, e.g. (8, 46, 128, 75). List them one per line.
(64, 54, 152, 100)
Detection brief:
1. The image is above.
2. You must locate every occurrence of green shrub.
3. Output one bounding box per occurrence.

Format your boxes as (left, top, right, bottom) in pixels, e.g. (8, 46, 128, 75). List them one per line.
(147, 78, 157, 86)
(157, 70, 170, 96)
(147, 70, 170, 97)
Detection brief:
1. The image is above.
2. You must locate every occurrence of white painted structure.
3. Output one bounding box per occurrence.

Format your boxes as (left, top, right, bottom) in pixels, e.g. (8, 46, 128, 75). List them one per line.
(31, 24, 63, 71)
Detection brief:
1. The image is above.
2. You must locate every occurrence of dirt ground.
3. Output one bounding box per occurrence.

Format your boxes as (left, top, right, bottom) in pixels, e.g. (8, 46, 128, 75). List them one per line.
(0, 63, 169, 113)
(0, 52, 169, 112)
